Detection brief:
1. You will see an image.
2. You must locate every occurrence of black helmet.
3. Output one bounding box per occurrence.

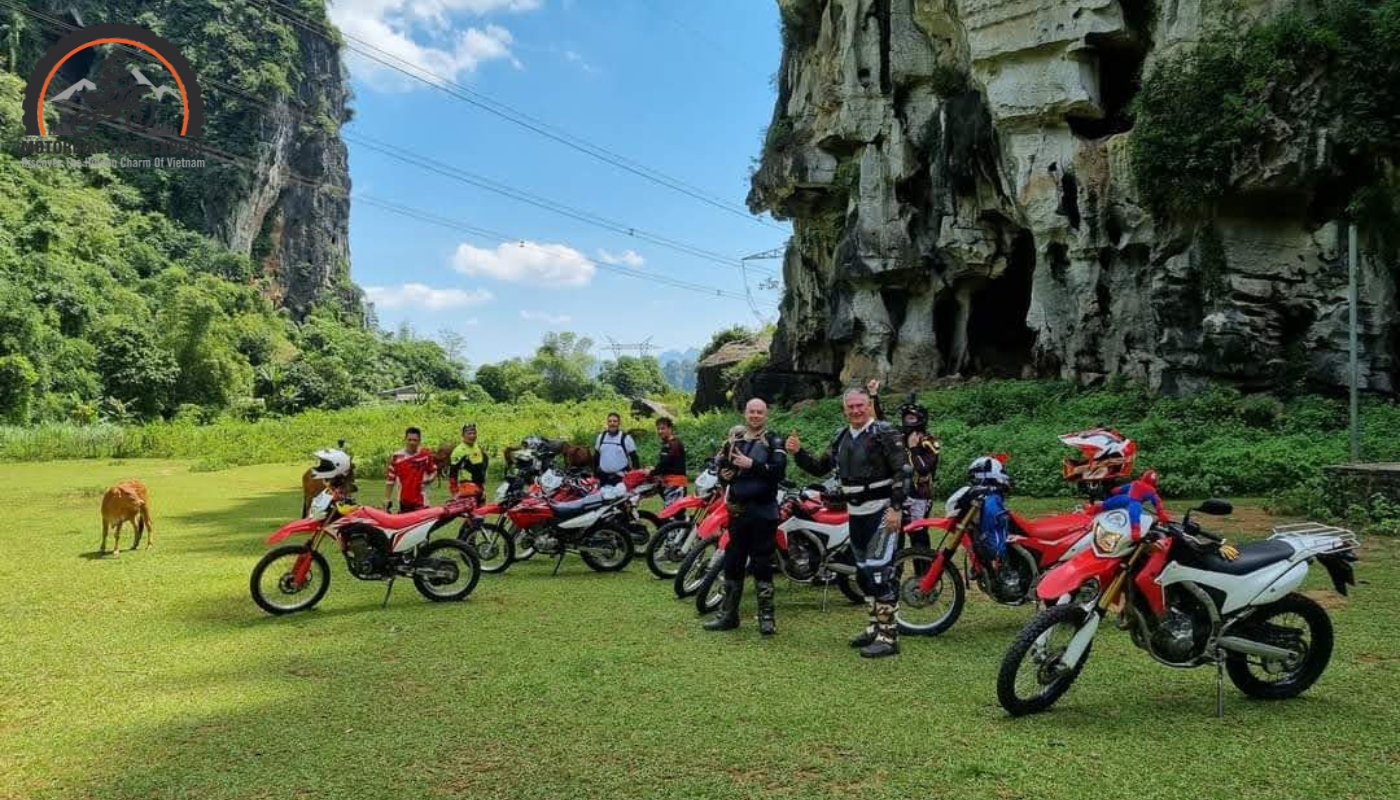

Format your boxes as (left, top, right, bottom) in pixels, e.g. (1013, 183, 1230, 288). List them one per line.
(898, 393, 928, 433)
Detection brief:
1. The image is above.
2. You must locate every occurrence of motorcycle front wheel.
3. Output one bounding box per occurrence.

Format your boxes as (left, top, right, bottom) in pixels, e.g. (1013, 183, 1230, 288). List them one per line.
(674, 535, 719, 599)
(695, 560, 725, 614)
(646, 520, 694, 579)
(891, 548, 966, 636)
(250, 545, 330, 615)
(458, 520, 515, 574)
(996, 603, 1094, 716)
(412, 539, 482, 602)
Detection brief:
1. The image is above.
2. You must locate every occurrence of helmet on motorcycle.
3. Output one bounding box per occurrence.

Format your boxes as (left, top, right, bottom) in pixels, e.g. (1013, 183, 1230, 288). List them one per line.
(1059, 428, 1136, 484)
(968, 455, 1011, 489)
(539, 469, 563, 493)
(309, 448, 352, 480)
(898, 393, 929, 434)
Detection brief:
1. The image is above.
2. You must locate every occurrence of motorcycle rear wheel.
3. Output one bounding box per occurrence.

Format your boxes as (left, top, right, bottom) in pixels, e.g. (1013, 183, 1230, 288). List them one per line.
(580, 526, 634, 572)
(1225, 592, 1334, 700)
(250, 545, 330, 616)
(412, 539, 482, 602)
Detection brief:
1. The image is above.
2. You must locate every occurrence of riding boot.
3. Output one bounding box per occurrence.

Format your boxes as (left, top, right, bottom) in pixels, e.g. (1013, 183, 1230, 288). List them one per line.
(860, 600, 900, 658)
(849, 597, 877, 648)
(703, 579, 743, 631)
(755, 580, 776, 636)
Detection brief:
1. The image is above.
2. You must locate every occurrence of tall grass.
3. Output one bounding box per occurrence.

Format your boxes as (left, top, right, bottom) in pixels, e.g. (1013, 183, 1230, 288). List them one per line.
(2, 381, 1396, 499)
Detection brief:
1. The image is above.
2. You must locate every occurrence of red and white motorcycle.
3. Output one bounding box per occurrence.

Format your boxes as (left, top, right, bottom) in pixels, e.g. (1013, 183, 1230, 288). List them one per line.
(997, 499, 1360, 716)
(645, 458, 723, 579)
(250, 487, 482, 615)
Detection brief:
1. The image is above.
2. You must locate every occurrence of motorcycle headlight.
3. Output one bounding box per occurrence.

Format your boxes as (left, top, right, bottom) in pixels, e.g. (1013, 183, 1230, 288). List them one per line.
(1092, 522, 1122, 554)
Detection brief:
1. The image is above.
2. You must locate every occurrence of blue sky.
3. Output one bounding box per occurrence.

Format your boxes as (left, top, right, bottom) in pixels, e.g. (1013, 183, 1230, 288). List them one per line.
(328, 0, 789, 367)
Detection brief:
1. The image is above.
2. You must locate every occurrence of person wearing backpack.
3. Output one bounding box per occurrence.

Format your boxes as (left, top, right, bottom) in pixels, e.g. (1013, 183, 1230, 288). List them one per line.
(593, 412, 640, 485)
(786, 386, 911, 658)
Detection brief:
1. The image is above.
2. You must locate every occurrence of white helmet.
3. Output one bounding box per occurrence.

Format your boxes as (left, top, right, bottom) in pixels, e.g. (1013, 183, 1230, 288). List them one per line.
(968, 455, 1010, 489)
(310, 448, 352, 480)
(539, 469, 564, 493)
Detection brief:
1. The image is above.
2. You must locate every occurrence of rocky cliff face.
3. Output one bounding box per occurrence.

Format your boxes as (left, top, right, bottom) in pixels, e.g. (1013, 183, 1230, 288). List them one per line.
(749, 0, 1399, 397)
(216, 22, 354, 322)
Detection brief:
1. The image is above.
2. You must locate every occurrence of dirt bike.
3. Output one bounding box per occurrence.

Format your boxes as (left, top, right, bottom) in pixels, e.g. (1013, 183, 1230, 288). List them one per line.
(997, 499, 1359, 717)
(645, 458, 723, 579)
(693, 484, 865, 614)
(250, 486, 482, 615)
(893, 484, 1095, 636)
(475, 471, 654, 574)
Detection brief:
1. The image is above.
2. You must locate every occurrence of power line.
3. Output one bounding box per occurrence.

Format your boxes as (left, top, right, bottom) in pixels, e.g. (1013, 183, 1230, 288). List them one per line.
(345, 132, 777, 277)
(246, 0, 785, 232)
(6, 0, 779, 282)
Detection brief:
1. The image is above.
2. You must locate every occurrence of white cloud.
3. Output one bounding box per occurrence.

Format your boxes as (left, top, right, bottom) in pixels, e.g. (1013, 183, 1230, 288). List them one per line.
(453, 240, 597, 287)
(596, 248, 644, 267)
(364, 282, 494, 310)
(520, 310, 572, 325)
(563, 49, 600, 75)
(328, 0, 539, 89)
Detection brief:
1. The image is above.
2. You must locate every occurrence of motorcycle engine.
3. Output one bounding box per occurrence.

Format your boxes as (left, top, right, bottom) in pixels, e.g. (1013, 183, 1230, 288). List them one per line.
(343, 525, 390, 579)
(1146, 586, 1214, 663)
(983, 547, 1036, 605)
(784, 533, 822, 582)
(532, 533, 559, 554)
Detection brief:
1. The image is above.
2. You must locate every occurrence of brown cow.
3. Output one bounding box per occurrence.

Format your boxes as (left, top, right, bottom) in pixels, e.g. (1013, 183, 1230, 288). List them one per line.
(100, 479, 153, 557)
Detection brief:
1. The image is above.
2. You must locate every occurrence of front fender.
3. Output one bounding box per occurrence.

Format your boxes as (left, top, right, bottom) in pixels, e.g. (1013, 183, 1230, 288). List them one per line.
(658, 495, 706, 519)
(697, 505, 729, 536)
(1036, 548, 1123, 603)
(903, 516, 954, 534)
(266, 517, 322, 545)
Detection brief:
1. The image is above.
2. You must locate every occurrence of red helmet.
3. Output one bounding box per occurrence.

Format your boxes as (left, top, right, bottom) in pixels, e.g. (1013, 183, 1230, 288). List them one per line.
(622, 469, 650, 490)
(1138, 470, 1159, 489)
(1059, 428, 1136, 484)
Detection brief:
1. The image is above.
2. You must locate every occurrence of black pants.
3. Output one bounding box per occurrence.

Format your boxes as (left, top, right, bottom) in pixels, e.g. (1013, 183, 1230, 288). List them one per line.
(850, 507, 899, 602)
(723, 512, 777, 583)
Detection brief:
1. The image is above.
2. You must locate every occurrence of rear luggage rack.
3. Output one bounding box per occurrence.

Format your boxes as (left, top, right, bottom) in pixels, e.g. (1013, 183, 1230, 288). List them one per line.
(1267, 523, 1360, 554)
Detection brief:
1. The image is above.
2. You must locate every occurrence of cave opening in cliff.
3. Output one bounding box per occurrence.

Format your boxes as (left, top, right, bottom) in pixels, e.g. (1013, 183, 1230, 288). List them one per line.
(965, 231, 1038, 376)
(1068, 13, 1152, 140)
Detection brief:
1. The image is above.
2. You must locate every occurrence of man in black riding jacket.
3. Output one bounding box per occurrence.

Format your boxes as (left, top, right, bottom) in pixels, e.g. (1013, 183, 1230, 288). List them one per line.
(787, 385, 911, 658)
(704, 397, 787, 636)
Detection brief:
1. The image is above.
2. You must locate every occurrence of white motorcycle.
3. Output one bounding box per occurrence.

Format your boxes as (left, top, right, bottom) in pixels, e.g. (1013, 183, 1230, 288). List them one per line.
(997, 499, 1360, 716)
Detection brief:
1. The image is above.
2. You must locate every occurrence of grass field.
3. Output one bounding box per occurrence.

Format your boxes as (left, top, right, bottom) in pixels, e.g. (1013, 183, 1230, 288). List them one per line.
(2, 460, 1397, 800)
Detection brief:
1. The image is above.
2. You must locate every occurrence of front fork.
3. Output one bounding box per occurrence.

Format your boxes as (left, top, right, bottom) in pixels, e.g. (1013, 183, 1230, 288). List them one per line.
(917, 512, 975, 594)
(291, 529, 326, 586)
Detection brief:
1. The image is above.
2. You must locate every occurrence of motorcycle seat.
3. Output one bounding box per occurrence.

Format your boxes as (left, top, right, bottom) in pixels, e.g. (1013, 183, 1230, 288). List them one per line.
(1187, 538, 1296, 576)
(549, 493, 609, 515)
(1011, 511, 1090, 540)
(358, 506, 443, 530)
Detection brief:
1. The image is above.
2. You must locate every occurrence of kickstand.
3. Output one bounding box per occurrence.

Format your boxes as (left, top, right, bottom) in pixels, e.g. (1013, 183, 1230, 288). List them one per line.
(552, 552, 565, 576)
(820, 578, 830, 613)
(1214, 655, 1226, 718)
(381, 577, 396, 609)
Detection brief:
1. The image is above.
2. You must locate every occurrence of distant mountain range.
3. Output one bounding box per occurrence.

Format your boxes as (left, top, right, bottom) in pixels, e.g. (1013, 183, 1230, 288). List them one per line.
(658, 348, 700, 365)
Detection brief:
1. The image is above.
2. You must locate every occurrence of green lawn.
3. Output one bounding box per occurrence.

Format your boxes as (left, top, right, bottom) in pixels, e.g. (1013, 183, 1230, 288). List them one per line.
(2, 460, 1397, 800)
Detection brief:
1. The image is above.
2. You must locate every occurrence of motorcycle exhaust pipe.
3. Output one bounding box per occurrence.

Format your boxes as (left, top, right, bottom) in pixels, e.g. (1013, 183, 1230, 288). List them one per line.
(1217, 636, 1299, 662)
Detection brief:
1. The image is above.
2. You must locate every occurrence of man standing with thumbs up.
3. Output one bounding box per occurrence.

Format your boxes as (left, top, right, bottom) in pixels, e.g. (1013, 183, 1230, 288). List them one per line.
(787, 381, 911, 658)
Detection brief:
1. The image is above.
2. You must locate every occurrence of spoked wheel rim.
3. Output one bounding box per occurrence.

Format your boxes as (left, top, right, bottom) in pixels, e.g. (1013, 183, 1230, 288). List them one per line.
(680, 542, 718, 595)
(416, 547, 476, 598)
(649, 522, 693, 577)
(1240, 612, 1313, 685)
(462, 523, 511, 573)
(1012, 614, 1081, 706)
(253, 550, 327, 613)
(699, 567, 725, 613)
(892, 551, 958, 633)
(581, 529, 629, 569)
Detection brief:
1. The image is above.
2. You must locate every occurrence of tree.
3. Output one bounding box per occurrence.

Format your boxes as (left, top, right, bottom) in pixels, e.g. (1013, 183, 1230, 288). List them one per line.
(599, 355, 668, 397)
(92, 320, 179, 419)
(0, 353, 37, 424)
(474, 358, 542, 403)
(159, 284, 253, 409)
(532, 331, 600, 402)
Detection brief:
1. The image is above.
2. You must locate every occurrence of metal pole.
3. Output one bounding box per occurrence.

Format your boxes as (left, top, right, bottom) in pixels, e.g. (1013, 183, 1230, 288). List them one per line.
(1348, 224, 1361, 463)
